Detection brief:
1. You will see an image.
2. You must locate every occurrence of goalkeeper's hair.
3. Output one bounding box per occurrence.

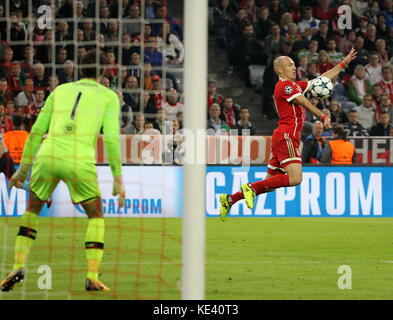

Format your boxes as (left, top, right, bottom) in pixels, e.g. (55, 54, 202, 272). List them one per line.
(80, 49, 108, 79)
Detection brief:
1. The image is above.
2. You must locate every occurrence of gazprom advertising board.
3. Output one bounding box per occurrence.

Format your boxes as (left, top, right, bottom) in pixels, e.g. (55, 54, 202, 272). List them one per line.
(0, 166, 391, 218)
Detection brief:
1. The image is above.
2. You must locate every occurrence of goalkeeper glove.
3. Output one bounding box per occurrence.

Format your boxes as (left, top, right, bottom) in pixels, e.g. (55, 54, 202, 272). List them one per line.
(113, 175, 125, 207)
(9, 162, 31, 190)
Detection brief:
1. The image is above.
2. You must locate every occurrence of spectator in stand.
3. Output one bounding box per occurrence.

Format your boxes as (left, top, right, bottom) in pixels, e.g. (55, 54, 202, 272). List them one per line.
(0, 47, 13, 79)
(1, 114, 28, 164)
(375, 93, 393, 124)
(58, 60, 76, 84)
(32, 63, 49, 89)
(231, 106, 256, 136)
(207, 103, 230, 136)
(100, 6, 111, 35)
(268, 0, 285, 25)
(151, 74, 164, 109)
(285, 23, 302, 44)
(301, 120, 325, 163)
(233, 24, 266, 87)
(296, 55, 308, 80)
(163, 89, 184, 121)
(9, 12, 27, 61)
(365, 52, 383, 86)
(123, 113, 145, 134)
(377, 14, 388, 39)
(280, 12, 294, 37)
(338, 30, 357, 55)
(316, 50, 334, 75)
(214, 0, 236, 46)
(370, 111, 391, 136)
(243, 0, 259, 25)
(151, 5, 183, 40)
(371, 83, 382, 113)
(353, 94, 376, 131)
(46, 75, 59, 96)
(101, 76, 110, 88)
(207, 80, 223, 109)
(55, 20, 74, 61)
(364, 24, 378, 53)
(122, 4, 142, 38)
(327, 38, 345, 65)
(376, 38, 389, 65)
(351, 36, 369, 70)
(82, 18, 97, 44)
(320, 124, 356, 164)
(0, 78, 8, 107)
(356, 16, 368, 38)
(133, 23, 153, 45)
(105, 49, 119, 82)
(379, 65, 393, 103)
(8, 61, 23, 97)
(264, 23, 286, 57)
(123, 75, 140, 112)
(328, 99, 349, 124)
(382, 0, 393, 29)
(255, 6, 274, 41)
(55, 48, 68, 75)
(158, 22, 185, 66)
(298, 39, 319, 63)
(104, 20, 120, 52)
(313, 0, 337, 22)
(288, 0, 302, 23)
(297, 6, 320, 36)
(311, 20, 331, 51)
(28, 88, 45, 130)
(77, 46, 87, 64)
(141, 91, 156, 114)
(0, 104, 13, 133)
(225, 8, 248, 74)
(121, 33, 139, 66)
(220, 97, 240, 128)
(143, 62, 154, 90)
(280, 40, 299, 66)
(306, 62, 319, 80)
(117, 90, 133, 133)
(15, 78, 35, 109)
(348, 65, 372, 105)
(153, 108, 171, 135)
(144, 35, 163, 67)
(344, 109, 370, 137)
(364, 2, 379, 26)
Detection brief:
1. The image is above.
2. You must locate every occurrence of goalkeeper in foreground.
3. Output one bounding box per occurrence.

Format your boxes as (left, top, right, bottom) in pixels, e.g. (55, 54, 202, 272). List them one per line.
(0, 50, 125, 292)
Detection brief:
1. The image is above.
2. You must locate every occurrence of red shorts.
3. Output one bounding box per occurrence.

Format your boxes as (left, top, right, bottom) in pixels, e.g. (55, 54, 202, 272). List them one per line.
(267, 130, 302, 176)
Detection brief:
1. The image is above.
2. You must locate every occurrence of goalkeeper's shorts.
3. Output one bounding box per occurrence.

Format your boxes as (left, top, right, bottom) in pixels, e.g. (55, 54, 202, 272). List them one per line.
(29, 156, 101, 204)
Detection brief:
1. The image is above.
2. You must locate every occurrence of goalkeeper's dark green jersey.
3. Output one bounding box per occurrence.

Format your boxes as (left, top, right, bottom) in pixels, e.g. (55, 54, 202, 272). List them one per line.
(20, 78, 122, 177)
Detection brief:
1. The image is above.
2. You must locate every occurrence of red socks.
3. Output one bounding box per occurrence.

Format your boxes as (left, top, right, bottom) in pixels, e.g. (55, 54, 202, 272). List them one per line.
(250, 174, 290, 195)
(229, 175, 290, 205)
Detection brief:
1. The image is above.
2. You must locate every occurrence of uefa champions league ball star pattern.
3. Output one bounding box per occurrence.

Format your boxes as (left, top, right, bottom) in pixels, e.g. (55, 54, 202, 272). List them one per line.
(310, 76, 334, 100)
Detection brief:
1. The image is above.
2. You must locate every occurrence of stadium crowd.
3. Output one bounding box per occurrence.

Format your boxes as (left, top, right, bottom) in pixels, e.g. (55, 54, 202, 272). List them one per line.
(0, 0, 187, 137)
(211, 0, 393, 149)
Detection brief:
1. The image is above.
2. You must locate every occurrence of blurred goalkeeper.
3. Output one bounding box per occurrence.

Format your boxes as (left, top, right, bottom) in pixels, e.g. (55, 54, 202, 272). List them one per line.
(1, 50, 125, 292)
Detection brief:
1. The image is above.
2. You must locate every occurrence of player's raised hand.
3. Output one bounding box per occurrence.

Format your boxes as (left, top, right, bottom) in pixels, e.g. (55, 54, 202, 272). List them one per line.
(112, 175, 125, 207)
(342, 47, 357, 67)
(8, 163, 30, 190)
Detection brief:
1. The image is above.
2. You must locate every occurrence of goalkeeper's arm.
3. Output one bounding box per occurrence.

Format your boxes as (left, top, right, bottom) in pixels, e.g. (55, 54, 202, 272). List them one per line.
(102, 92, 125, 207)
(9, 93, 53, 189)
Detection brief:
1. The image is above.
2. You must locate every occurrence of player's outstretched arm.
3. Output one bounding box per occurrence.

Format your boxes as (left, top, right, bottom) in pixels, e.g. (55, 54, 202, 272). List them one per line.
(103, 91, 125, 207)
(292, 94, 331, 129)
(9, 93, 54, 190)
(321, 47, 357, 81)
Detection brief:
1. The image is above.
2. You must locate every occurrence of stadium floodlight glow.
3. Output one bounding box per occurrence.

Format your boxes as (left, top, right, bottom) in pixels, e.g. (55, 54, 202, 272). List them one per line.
(181, 0, 208, 300)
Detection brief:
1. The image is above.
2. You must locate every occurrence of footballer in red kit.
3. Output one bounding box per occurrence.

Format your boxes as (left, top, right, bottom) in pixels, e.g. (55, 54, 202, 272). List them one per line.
(219, 48, 358, 221)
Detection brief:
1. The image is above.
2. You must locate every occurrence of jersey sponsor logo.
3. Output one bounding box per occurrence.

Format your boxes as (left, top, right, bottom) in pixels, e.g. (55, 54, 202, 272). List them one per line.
(284, 86, 293, 94)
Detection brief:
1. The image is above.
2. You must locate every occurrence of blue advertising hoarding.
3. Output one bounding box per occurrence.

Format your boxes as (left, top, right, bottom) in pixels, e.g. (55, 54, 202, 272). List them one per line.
(206, 166, 389, 217)
(0, 166, 390, 217)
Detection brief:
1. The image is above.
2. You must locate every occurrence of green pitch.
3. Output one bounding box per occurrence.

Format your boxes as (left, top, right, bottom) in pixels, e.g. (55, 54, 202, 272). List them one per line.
(1, 217, 393, 300)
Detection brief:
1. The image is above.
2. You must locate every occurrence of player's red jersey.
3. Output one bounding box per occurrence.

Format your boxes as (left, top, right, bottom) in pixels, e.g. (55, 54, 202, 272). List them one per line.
(274, 78, 311, 138)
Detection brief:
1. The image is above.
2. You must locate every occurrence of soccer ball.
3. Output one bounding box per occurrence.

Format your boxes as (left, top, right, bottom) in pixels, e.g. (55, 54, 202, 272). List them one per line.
(310, 76, 334, 100)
